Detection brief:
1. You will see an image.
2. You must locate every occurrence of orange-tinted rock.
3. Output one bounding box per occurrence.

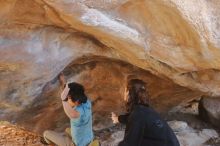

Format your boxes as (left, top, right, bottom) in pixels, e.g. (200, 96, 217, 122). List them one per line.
(13, 60, 201, 133)
(0, 0, 220, 132)
(0, 121, 43, 146)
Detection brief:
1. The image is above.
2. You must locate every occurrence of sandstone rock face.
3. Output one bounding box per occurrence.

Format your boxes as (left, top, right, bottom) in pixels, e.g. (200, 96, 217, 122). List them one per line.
(1, 0, 220, 132)
(199, 96, 220, 129)
(10, 60, 201, 133)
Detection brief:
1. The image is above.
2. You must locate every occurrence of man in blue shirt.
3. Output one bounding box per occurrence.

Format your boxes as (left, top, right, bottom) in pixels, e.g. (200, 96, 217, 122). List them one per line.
(43, 74, 94, 146)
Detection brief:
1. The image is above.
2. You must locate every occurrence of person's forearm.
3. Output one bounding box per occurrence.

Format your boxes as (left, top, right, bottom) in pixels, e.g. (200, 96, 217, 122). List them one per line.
(59, 73, 67, 90)
(60, 82, 66, 91)
(62, 101, 79, 119)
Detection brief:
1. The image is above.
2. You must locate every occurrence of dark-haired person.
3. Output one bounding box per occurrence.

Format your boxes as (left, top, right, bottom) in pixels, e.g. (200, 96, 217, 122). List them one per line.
(43, 74, 94, 146)
(111, 79, 180, 146)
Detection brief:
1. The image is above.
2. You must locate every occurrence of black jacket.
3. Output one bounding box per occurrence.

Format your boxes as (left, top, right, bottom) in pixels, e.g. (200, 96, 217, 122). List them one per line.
(118, 105, 180, 146)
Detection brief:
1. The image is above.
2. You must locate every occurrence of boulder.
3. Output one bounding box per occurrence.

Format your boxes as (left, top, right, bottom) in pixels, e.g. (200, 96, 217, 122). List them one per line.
(168, 121, 188, 132)
(199, 96, 220, 129)
(1, 0, 220, 133)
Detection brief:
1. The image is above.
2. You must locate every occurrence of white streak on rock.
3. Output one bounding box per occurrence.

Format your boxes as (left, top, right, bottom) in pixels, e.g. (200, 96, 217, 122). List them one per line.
(81, 8, 144, 46)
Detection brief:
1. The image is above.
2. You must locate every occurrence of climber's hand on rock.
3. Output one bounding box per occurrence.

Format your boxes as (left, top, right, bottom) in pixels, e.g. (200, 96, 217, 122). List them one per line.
(111, 112, 119, 124)
(59, 72, 66, 87)
(61, 84, 70, 101)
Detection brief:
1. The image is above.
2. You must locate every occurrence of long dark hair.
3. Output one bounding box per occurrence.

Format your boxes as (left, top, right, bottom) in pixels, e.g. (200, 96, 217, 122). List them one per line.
(126, 79, 150, 113)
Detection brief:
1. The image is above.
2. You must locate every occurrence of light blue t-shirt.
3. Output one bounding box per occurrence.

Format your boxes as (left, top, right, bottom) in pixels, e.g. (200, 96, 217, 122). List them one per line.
(71, 100, 93, 146)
